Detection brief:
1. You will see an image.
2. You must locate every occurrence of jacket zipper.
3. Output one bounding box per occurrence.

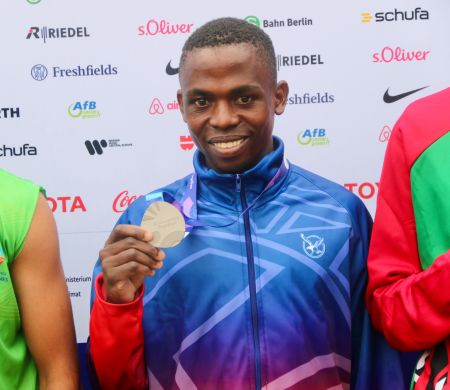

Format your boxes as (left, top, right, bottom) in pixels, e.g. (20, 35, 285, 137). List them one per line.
(236, 174, 262, 390)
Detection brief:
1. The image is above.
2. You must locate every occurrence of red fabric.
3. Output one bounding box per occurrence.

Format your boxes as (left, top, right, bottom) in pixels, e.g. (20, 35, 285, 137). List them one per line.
(366, 87, 450, 351)
(90, 274, 148, 389)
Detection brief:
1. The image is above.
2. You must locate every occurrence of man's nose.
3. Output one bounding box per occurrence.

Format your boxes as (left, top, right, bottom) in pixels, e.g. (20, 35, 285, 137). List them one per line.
(209, 101, 239, 129)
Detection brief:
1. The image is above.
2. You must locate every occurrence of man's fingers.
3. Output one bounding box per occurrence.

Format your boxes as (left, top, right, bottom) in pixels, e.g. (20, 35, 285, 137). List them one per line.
(105, 224, 152, 246)
(102, 247, 164, 271)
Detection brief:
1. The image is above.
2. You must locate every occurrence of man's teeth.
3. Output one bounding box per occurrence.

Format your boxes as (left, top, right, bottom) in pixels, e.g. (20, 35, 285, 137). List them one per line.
(213, 139, 244, 149)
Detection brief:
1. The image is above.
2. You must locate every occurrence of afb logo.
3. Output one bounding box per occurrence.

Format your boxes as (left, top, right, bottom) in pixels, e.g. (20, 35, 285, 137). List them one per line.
(31, 64, 48, 81)
(301, 233, 325, 259)
(68, 101, 100, 119)
(297, 128, 330, 146)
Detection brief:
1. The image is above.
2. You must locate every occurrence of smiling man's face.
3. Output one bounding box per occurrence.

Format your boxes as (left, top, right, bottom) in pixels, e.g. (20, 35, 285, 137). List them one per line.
(177, 43, 288, 174)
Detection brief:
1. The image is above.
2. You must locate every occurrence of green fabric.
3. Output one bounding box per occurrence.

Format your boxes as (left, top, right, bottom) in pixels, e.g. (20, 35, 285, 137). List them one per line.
(411, 131, 450, 269)
(0, 169, 43, 389)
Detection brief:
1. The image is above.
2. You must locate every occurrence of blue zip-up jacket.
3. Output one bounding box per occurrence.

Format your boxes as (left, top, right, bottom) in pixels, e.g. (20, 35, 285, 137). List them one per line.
(90, 138, 407, 389)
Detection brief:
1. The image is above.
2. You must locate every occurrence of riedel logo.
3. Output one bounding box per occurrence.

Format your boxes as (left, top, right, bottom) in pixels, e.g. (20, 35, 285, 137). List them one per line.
(47, 196, 87, 213)
(138, 19, 194, 36)
(276, 54, 324, 71)
(113, 191, 142, 213)
(148, 98, 179, 115)
(180, 135, 195, 151)
(344, 182, 379, 200)
(372, 46, 430, 63)
(26, 26, 90, 43)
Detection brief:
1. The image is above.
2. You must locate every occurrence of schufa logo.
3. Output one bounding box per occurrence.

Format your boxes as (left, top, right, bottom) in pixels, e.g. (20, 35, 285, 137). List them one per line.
(113, 191, 142, 213)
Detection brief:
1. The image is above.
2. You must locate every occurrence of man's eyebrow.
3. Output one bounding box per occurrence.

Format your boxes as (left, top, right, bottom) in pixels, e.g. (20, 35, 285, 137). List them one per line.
(231, 85, 261, 94)
(185, 88, 210, 97)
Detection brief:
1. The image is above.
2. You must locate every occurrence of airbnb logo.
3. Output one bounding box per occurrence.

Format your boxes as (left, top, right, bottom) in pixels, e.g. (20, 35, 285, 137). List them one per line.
(378, 125, 391, 142)
(344, 182, 379, 200)
(113, 190, 142, 213)
(47, 196, 87, 213)
(138, 19, 193, 36)
(149, 98, 179, 115)
(372, 46, 430, 63)
(180, 135, 195, 151)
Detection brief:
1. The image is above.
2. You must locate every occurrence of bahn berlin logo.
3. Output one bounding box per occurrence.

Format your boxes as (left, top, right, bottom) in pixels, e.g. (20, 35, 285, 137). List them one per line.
(26, 26, 90, 43)
(288, 92, 335, 105)
(0, 108, 20, 119)
(0, 144, 37, 157)
(68, 101, 100, 119)
(361, 8, 429, 23)
(276, 54, 324, 71)
(31, 64, 118, 80)
(85, 139, 132, 156)
(138, 19, 194, 36)
(245, 15, 312, 28)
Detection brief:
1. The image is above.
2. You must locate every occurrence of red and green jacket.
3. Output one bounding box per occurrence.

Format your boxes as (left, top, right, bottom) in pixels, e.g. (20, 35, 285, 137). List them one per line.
(366, 87, 450, 389)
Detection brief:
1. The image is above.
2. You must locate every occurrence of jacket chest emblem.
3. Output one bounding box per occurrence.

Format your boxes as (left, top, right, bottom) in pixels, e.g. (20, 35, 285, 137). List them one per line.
(300, 233, 326, 259)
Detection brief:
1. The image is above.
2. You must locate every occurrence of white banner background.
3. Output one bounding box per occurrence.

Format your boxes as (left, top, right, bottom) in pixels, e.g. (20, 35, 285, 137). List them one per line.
(1, 1, 449, 362)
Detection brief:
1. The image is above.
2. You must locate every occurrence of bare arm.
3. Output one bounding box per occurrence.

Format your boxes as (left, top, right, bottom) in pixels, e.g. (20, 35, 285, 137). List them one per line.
(11, 193, 79, 389)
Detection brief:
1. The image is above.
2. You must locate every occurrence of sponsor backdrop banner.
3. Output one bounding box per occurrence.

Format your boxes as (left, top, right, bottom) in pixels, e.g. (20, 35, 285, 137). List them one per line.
(1, 0, 449, 383)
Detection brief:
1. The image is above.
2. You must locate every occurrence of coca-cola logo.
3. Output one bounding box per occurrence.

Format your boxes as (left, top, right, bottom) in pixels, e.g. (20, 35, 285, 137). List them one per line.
(372, 46, 430, 63)
(113, 190, 142, 213)
(344, 182, 379, 200)
(47, 196, 87, 213)
(137, 19, 193, 37)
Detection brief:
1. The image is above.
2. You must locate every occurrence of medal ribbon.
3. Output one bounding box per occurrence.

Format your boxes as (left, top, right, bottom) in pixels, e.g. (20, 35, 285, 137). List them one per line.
(146, 158, 289, 233)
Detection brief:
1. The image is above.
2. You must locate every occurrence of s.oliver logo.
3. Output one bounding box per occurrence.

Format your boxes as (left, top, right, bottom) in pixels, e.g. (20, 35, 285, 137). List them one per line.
(47, 196, 86, 213)
(113, 191, 142, 213)
(138, 19, 193, 36)
(372, 46, 430, 63)
(344, 182, 379, 200)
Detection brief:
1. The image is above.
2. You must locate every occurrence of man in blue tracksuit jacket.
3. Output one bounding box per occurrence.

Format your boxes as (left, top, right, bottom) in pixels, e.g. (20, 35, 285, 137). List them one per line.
(89, 17, 408, 389)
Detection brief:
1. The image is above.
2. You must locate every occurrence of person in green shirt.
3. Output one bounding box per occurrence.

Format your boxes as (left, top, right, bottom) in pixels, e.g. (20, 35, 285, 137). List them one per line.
(0, 169, 79, 389)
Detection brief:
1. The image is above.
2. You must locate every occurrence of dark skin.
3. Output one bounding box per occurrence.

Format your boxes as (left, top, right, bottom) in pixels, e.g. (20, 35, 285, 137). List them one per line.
(101, 43, 289, 304)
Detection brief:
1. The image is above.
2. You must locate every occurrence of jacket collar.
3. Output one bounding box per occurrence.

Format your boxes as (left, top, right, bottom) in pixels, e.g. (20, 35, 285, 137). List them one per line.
(193, 136, 288, 207)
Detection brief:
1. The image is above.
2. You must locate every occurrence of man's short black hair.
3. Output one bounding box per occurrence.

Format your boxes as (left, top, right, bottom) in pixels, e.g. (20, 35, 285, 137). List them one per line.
(180, 17, 277, 84)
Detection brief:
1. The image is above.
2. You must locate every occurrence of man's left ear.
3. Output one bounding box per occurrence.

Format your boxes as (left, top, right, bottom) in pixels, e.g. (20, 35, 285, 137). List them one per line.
(177, 90, 187, 122)
(274, 80, 289, 115)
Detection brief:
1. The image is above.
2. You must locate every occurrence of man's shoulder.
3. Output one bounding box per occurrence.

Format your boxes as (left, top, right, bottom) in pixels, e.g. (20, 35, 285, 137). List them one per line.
(288, 163, 370, 221)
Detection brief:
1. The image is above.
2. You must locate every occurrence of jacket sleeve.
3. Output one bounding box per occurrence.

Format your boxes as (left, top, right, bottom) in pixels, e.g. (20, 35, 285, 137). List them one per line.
(89, 273, 148, 390)
(349, 199, 409, 389)
(366, 121, 450, 352)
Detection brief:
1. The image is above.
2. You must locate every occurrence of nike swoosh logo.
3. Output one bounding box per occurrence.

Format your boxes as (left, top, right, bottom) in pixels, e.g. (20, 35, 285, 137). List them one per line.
(166, 60, 179, 76)
(383, 86, 428, 103)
